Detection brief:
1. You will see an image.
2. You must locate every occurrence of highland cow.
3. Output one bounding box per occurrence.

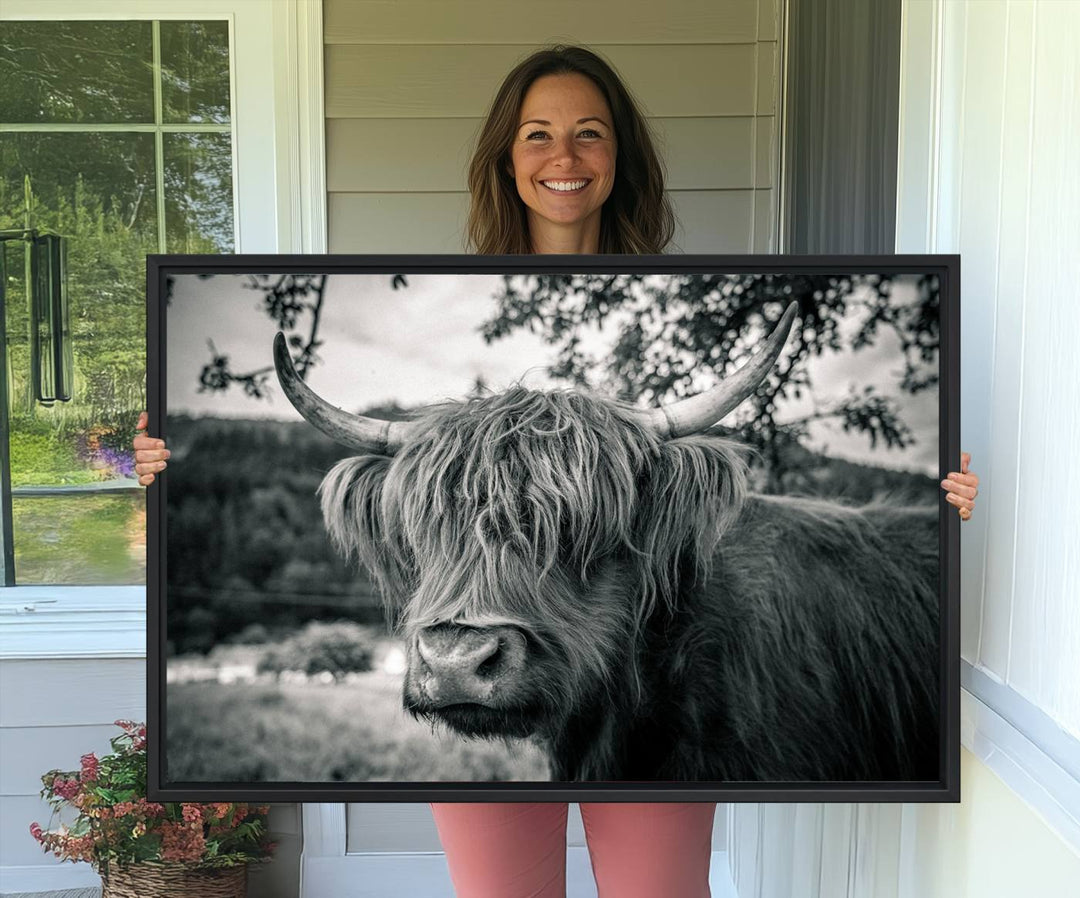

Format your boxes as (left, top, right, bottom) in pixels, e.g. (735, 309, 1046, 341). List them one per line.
(273, 303, 939, 782)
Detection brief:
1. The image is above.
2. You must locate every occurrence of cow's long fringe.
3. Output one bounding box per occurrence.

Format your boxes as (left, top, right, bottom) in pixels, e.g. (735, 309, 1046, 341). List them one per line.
(318, 387, 748, 705)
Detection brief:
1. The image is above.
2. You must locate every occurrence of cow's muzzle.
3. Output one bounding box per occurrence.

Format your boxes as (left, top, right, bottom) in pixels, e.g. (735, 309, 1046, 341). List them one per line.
(413, 623, 527, 707)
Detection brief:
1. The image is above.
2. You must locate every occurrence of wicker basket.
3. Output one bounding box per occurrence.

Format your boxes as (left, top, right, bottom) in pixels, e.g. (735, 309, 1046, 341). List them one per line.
(100, 862, 247, 898)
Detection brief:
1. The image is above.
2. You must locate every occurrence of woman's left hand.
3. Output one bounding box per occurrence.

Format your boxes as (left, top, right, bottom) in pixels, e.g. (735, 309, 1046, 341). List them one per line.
(941, 452, 979, 521)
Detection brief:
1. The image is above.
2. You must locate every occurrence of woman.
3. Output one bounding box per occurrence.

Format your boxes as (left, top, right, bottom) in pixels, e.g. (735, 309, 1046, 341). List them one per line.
(135, 45, 979, 898)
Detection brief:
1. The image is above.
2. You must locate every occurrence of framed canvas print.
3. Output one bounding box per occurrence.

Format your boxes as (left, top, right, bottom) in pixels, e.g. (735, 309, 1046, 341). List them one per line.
(147, 254, 960, 802)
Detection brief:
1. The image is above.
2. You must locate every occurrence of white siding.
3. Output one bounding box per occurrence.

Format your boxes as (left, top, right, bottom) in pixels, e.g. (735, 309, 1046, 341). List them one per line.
(897, 0, 1080, 739)
(0, 660, 144, 873)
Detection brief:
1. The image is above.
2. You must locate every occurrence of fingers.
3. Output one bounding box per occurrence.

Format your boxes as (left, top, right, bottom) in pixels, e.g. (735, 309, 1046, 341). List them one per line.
(944, 491, 975, 512)
(133, 409, 166, 452)
(133, 410, 168, 486)
(941, 451, 979, 522)
(940, 478, 978, 499)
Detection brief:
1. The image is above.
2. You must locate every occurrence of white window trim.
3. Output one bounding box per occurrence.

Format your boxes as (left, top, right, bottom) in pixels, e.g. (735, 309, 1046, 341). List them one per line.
(0, 0, 327, 659)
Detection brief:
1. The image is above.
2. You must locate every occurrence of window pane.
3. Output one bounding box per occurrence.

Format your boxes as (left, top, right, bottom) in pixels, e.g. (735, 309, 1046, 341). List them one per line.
(160, 20, 232, 124)
(0, 132, 159, 241)
(2, 131, 155, 486)
(164, 133, 235, 253)
(0, 21, 154, 124)
(12, 493, 146, 585)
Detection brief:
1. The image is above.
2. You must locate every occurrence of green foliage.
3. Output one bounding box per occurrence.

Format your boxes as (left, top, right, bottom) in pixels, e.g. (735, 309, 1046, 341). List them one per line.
(257, 621, 376, 679)
(12, 493, 145, 586)
(8, 431, 86, 484)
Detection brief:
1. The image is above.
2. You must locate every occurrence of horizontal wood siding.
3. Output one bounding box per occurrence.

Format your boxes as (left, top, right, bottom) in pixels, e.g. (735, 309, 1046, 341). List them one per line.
(324, 0, 761, 45)
(325, 0, 781, 255)
(326, 45, 762, 118)
(326, 117, 769, 192)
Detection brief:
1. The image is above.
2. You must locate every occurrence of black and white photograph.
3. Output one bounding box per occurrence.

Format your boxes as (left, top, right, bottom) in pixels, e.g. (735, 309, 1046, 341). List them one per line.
(150, 255, 958, 801)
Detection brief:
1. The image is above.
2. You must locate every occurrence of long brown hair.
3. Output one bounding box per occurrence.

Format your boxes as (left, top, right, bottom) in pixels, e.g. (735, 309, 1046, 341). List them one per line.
(466, 45, 676, 254)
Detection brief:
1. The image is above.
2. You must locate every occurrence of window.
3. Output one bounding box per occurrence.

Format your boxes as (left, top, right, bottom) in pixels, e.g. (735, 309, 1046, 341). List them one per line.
(0, 18, 235, 585)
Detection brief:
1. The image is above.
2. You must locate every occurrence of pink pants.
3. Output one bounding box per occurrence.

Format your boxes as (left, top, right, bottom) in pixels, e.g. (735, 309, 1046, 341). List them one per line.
(430, 802, 716, 898)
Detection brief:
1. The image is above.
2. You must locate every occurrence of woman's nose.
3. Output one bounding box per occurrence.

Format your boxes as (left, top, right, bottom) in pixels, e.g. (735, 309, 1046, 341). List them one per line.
(548, 134, 580, 165)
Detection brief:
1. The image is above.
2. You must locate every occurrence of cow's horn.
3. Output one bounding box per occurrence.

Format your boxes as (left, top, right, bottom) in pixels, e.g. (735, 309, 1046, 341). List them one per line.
(640, 301, 799, 438)
(272, 332, 413, 455)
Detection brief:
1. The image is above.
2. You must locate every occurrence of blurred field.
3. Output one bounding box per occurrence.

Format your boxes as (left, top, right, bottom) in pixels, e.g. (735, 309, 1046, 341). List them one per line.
(166, 660, 550, 783)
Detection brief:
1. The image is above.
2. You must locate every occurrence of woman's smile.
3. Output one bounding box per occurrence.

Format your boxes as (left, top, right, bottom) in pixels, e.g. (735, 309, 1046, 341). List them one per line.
(540, 178, 592, 194)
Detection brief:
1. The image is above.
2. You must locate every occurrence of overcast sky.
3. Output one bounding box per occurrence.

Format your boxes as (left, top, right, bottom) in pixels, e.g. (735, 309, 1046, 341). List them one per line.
(165, 272, 938, 475)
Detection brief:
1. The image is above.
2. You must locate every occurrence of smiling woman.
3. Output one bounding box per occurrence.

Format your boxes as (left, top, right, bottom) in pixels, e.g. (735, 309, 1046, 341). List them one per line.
(465, 45, 675, 255)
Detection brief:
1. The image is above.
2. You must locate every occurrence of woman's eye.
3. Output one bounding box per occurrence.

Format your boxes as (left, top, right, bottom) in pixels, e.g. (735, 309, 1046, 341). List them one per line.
(579, 129, 601, 138)
(526, 131, 549, 140)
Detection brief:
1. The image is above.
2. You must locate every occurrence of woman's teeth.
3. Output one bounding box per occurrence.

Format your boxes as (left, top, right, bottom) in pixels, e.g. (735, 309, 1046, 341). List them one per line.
(542, 179, 589, 192)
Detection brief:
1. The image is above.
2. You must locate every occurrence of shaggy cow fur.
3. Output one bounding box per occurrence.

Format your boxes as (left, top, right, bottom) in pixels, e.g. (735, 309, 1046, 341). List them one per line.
(317, 386, 940, 782)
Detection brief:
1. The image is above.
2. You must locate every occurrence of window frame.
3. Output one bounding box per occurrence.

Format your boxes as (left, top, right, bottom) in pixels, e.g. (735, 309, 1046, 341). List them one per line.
(0, 0, 326, 658)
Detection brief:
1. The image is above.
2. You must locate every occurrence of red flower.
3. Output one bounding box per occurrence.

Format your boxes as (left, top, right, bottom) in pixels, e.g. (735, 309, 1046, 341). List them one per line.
(32, 722, 273, 870)
(80, 753, 99, 782)
(52, 778, 80, 801)
(160, 821, 206, 863)
(137, 799, 166, 818)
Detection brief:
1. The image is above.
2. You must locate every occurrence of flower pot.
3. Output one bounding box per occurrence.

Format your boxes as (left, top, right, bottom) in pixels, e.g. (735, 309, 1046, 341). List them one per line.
(100, 861, 247, 897)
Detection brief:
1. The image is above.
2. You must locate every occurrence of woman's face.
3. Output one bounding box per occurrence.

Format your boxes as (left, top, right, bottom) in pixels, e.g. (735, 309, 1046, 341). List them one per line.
(508, 73, 617, 236)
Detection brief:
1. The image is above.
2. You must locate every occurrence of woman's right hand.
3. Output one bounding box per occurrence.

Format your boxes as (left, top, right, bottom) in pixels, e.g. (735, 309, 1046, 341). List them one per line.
(133, 411, 170, 486)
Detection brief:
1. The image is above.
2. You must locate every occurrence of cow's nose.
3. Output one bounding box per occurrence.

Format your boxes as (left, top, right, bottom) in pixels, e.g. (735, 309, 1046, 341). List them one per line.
(415, 624, 527, 706)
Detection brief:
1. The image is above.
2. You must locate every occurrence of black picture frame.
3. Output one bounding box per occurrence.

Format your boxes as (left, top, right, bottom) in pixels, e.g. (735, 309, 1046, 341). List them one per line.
(147, 253, 960, 803)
